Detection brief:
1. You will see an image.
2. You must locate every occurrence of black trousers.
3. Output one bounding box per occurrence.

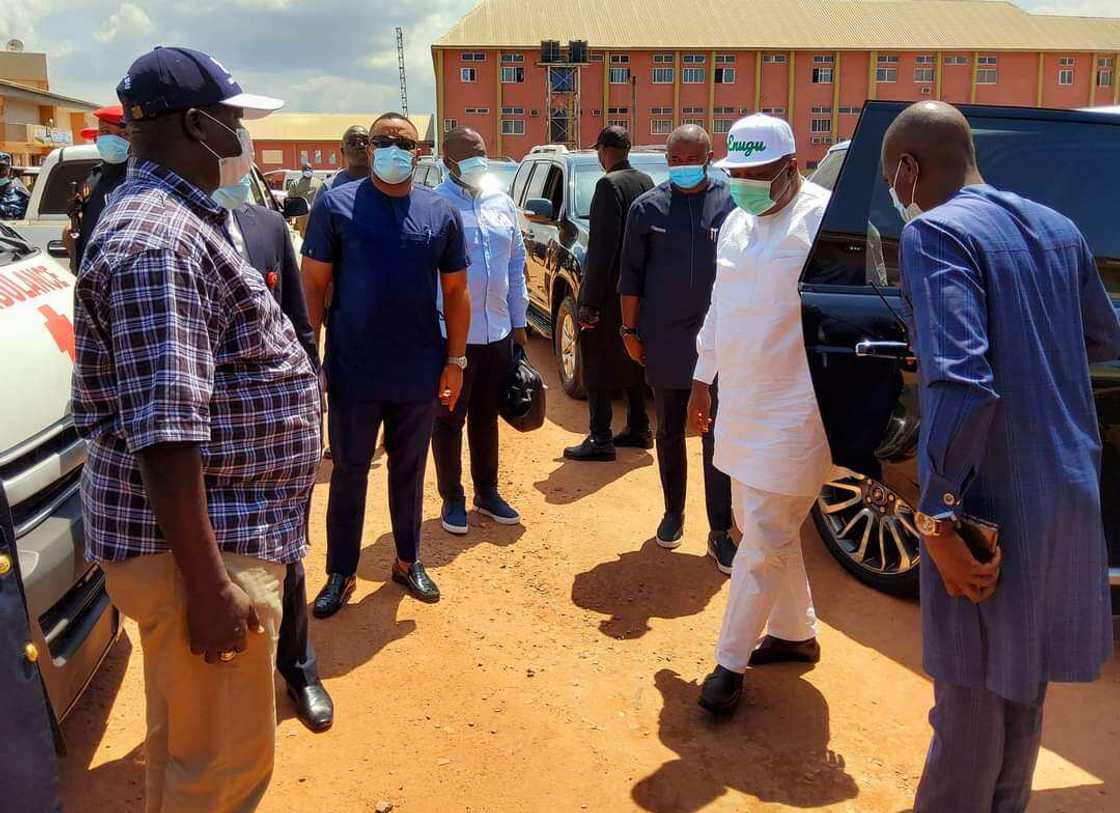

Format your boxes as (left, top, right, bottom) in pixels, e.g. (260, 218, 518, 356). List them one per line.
(276, 560, 319, 690)
(326, 398, 437, 572)
(588, 384, 650, 443)
(652, 382, 732, 532)
(431, 338, 512, 502)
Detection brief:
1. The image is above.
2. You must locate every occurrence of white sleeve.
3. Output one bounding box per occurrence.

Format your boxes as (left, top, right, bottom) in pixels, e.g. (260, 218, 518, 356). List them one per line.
(694, 222, 730, 385)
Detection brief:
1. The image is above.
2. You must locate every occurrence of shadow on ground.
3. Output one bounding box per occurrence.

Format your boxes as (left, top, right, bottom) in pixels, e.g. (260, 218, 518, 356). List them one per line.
(633, 666, 858, 812)
(59, 632, 144, 812)
(571, 537, 726, 639)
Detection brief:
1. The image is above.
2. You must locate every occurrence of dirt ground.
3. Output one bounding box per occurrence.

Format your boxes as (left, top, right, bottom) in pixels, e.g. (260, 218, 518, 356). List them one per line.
(60, 337, 1119, 812)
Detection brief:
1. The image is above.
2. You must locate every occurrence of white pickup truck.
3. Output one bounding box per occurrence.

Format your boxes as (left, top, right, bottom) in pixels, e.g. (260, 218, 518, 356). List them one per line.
(0, 219, 120, 721)
(6, 144, 304, 258)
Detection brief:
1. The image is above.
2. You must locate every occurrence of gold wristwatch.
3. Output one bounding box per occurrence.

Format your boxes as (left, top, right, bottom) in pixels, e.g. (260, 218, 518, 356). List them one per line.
(915, 512, 954, 536)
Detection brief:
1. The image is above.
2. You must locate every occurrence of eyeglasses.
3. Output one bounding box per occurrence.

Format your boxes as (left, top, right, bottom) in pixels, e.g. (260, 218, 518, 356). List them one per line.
(371, 135, 418, 151)
(344, 136, 370, 148)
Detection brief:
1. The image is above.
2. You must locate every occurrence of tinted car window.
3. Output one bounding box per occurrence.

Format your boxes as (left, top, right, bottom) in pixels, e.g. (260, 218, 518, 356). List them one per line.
(511, 162, 534, 204)
(571, 154, 670, 219)
(805, 106, 1120, 292)
(38, 159, 99, 215)
(810, 146, 847, 192)
(523, 161, 550, 202)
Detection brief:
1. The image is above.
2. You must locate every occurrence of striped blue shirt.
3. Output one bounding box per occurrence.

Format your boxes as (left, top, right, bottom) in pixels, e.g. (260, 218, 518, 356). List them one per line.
(434, 176, 528, 345)
(900, 185, 1119, 702)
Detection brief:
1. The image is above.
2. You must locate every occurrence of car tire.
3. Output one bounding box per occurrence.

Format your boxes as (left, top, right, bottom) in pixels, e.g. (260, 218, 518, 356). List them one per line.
(554, 294, 586, 400)
(811, 475, 921, 598)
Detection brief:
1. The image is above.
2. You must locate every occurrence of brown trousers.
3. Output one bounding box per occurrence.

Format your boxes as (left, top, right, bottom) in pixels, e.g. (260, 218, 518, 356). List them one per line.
(101, 552, 285, 813)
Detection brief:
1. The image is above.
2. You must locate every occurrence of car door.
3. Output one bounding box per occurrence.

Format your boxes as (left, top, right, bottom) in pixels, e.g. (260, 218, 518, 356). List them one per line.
(800, 101, 1120, 597)
(517, 160, 557, 313)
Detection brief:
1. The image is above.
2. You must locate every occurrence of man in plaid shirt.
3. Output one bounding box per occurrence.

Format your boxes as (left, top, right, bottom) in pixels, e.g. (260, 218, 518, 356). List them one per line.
(71, 47, 320, 812)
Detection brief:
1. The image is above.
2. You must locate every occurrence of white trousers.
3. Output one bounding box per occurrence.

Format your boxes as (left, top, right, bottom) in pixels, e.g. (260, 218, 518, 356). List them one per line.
(715, 481, 819, 673)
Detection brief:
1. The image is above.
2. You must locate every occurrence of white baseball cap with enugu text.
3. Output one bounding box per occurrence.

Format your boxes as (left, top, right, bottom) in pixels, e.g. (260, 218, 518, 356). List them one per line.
(716, 113, 797, 169)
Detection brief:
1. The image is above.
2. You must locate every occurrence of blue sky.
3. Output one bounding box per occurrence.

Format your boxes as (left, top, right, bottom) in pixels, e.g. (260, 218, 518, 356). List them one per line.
(0, 1, 1115, 115)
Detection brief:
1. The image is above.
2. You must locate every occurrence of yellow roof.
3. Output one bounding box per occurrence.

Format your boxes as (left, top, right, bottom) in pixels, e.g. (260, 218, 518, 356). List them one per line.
(245, 113, 434, 143)
(433, 0, 1120, 52)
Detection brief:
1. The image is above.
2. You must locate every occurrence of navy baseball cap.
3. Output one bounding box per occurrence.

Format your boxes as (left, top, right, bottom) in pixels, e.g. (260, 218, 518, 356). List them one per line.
(117, 46, 283, 123)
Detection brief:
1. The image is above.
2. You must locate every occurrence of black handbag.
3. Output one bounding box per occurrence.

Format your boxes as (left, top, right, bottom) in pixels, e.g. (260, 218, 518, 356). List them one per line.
(500, 344, 546, 432)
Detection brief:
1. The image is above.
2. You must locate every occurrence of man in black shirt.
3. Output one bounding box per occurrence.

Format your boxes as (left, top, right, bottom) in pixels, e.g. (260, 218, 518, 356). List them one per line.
(65, 105, 130, 270)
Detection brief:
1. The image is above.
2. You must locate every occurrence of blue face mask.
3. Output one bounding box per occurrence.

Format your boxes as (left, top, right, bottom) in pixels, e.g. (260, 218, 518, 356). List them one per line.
(372, 146, 415, 185)
(669, 164, 707, 189)
(95, 134, 130, 165)
(212, 173, 253, 210)
(455, 155, 489, 188)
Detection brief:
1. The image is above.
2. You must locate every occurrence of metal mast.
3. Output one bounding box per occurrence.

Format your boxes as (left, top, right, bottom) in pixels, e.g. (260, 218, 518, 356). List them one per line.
(395, 27, 409, 116)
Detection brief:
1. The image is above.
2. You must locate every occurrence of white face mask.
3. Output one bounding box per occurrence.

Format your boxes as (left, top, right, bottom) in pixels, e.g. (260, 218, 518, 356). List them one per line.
(889, 157, 923, 224)
(199, 110, 255, 190)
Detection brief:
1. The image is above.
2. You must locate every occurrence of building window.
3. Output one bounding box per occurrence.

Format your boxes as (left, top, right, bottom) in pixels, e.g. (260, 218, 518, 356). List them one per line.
(461, 52, 485, 62)
(714, 106, 736, 114)
(501, 53, 524, 63)
(715, 68, 735, 84)
(501, 120, 525, 136)
(461, 68, 476, 82)
(683, 106, 705, 114)
(813, 55, 834, 64)
(683, 68, 705, 84)
(683, 54, 706, 64)
(1098, 67, 1114, 88)
(914, 68, 935, 83)
(684, 118, 704, 127)
(920, 86, 933, 95)
(589, 53, 604, 62)
(1059, 57, 1076, 67)
(610, 55, 630, 64)
(651, 119, 673, 135)
(650, 106, 673, 115)
(762, 54, 787, 64)
(465, 107, 489, 115)
(839, 106, 860, 115)
(977, 68, 998, 85)
(607, 119, 629, 129)
(810, 136, 834, 145)
(978, 56, 998, 66)
(609, 67, 631, 83)
(915, 55, 935, 65)
(714, 119, 733, 134)
(944, 55, 968, 65)
(1058, 69, 1074, 86)
(501, 67, 524, 83)
(653, 54, 674, 64)
(313, 149, 322, 164)
(812, 67, 833, 84)
(810, 118, 832, 133)
(608, 107, 629, 114)
(715, 54, 735, 64)
(760, 106, 786, 116)
(652, 67, 674, 84)
(810, 106, 833, 114)
(329, 151, 337, 165)
(443, 119, 457, 133)
(501, 106, 525, 115)
(299, 150, 309, 164)
(878, 55, 899, 64)
(876, 68, 898, 83)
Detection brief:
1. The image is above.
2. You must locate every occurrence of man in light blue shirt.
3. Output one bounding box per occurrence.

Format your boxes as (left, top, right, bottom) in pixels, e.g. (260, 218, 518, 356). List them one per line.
(432, 127, 529, 534)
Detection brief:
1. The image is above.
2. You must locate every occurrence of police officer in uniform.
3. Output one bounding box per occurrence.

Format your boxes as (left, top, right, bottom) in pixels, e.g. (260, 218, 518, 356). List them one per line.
(64, 105, 130, 270)
(0, 485, 63, 812)
(0, 152, 31, 220)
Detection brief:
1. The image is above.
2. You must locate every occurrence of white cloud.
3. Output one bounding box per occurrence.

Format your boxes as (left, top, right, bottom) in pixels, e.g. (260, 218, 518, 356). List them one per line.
(1015, 0, 1120, 16)
(94, 2, 155, 45)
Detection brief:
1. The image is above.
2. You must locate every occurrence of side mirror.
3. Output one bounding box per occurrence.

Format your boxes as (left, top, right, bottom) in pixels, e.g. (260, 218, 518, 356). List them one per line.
(523, 197, 554, 223)
(47, 239, 69, 258)
(282, 196, 310, 219)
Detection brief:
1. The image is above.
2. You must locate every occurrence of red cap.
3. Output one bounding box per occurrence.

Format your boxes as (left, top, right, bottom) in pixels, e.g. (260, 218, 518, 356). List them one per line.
(81, 105, 126, 140)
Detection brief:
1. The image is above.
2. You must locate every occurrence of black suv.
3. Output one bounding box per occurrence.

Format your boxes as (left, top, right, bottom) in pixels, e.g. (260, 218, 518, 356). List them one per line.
(801, 101, 1120, 610)
(511, 146, 669, 397)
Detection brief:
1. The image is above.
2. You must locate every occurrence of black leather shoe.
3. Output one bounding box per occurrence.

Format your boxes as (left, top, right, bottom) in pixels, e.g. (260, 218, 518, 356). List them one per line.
(748, 635, 821, 666)
(613, 428, 654, 450)
(699, 665, 744, 714)
(656, 513, 685, 549)
(312, 573, 355, 619)
(392, 561, 441, 603)
(288, 682, 334, 733)
(563, 436, 616, 462)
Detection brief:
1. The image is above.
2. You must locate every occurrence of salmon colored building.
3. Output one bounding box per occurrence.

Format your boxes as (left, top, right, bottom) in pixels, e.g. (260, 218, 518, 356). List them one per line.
(432, 0, 1120, 166)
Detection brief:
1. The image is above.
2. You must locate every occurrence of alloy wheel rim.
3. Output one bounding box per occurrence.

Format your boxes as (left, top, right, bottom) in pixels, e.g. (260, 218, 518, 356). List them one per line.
(560, 310, 577, 382)
(816, 475, 921, 576)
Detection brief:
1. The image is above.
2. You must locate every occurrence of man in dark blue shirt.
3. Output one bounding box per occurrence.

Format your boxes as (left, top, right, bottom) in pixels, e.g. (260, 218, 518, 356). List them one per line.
(329, 124, 370, 189)
(302, 112, 471, 614)
(0, 152, 30, 220)
(618, 125, 735, 564)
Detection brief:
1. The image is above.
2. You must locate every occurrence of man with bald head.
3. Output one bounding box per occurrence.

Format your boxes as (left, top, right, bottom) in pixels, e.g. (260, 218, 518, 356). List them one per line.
(883, 101, 1120, 812)
(431, 127, 528, 533)
(331, 124, 370, 188)
(618, 124, 734, 560)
